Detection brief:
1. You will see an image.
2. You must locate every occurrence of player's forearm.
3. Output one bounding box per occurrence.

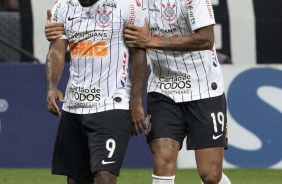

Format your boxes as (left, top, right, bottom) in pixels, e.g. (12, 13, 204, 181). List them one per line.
(147, 25, 214, 52)
(129, 48, 147, 104)
(46, 40, 67, 91)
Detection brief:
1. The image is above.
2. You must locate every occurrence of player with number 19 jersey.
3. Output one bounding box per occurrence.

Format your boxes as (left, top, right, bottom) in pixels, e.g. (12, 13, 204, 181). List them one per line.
(51, 0, 145, 114)
(144, 0, 224, 102)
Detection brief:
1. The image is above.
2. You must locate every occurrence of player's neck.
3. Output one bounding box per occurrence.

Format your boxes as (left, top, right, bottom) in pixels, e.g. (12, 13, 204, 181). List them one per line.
(80, 0, 98, 7)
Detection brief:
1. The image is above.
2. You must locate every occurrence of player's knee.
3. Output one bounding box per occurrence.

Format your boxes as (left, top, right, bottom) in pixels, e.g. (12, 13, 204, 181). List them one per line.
(153, 155, 176, 176)
(67, 177, 77, 184)
(94, 171, 117, 183)
(199, 170, 222, 184)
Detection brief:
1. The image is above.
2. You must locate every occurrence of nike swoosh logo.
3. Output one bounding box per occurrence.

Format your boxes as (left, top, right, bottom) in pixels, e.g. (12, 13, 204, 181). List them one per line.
(68, 16, 78, 21)
(213, 134, 223, 140)
(142, 8, 147, 10)
(102, 160, 116, 165)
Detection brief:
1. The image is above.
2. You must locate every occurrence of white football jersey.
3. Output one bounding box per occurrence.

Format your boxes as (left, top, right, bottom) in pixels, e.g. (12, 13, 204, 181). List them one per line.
(51, 0, 145, 114)
(144, 0, 224, 102)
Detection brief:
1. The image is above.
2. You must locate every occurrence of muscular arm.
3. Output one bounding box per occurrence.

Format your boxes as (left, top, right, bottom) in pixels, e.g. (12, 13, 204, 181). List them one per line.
(129, 47, 147, 136)
(124, 23, 214, 52)
(46, 39, 68, 116)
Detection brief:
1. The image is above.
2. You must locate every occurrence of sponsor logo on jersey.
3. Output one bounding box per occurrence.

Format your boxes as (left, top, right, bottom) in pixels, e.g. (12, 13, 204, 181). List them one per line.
(67, 0, 79, 7)
(211, 48, 218, 67)
(158, 75, 192, 94)
(69, 85, 101, 107)
(120, 52, 127, 87)
(103, 1, 117, 8)
(102, 160, 116, 164)
(205, 0, 214, 19)
(96, 8, 113, 28)
(149, 4, 160, 12)
(81, 11, 94, 20)
(187, 4, 195, 25)
(70, 40, 109, 58)
(161, 1, 177, 22)
(129, 4, 136, 24)
(212, 134, 223, 140)
(149, 27, 177, 34)
(52, 3, 62, 22)
(68, 16, 78, 21)
(67, 30, 108, 40)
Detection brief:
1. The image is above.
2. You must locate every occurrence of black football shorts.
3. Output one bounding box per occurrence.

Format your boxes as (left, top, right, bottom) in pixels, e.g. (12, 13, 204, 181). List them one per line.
(146, 92, 228, 150)
(52, 110, 131, 182)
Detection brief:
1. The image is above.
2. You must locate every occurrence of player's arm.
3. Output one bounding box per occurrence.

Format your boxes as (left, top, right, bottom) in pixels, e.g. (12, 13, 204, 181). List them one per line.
(124, 23, 214, 52)
(129, 47, 147, 136)
(46, 39, 68, 116)
(45, 9, 65, 42)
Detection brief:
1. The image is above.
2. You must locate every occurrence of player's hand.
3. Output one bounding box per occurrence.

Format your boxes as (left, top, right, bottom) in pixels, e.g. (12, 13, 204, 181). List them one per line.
(124, 21, 151, 49)
(46, 88, 66, 116)
(129, 101, 146, 136)
(45, 9, 65, 42)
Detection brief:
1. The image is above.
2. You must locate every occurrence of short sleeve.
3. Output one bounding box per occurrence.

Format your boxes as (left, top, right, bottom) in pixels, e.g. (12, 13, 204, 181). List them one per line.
(122, 0, 146, 27)
(50, 0, 68, 40)
(187, 0, 216, 31)
(51, 0, 65, 24)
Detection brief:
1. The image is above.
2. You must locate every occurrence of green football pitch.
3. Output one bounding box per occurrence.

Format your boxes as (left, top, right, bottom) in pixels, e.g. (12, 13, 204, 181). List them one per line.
(0, 168, 281, 184)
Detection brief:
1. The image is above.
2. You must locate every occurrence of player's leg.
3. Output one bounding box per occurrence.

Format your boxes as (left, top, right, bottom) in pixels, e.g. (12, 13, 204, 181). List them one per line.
(150, 138, 180, 176)
(52, 111, 94, 184)
(83, 110, 131, 184)
(195, 147, 225, 184)
(184, 93, 230, 184)
(150, 138, 179, 184)
(93, 171, 117, 184)
(146, 92, 187, 184)
(67, 171, 117, 184)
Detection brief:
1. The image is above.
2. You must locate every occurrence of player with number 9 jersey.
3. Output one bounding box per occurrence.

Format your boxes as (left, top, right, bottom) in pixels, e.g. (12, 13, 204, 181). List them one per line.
(51, 0, 145, 114)
(47, 0, 147, 183)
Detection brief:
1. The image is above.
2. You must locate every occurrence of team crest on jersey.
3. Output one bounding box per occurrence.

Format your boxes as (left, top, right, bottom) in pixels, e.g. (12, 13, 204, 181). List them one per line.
(96, 8, 113, 28)
(161, 1, 177, 22)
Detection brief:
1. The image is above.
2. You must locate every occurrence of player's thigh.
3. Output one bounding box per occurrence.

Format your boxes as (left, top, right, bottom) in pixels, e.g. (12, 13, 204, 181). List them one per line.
(183, 93, 228, 150)
(146, 92, 187, 149)
(82, 110, 131, 176)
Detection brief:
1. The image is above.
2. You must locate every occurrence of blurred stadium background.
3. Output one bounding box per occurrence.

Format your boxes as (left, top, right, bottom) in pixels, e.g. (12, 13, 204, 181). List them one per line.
(0, 0, 281, 183)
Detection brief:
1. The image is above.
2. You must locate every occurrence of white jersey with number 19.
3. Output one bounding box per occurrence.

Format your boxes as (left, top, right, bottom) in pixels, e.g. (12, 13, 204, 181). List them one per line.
(144, 0, 225, 102)
(51, 0, 145, 114)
